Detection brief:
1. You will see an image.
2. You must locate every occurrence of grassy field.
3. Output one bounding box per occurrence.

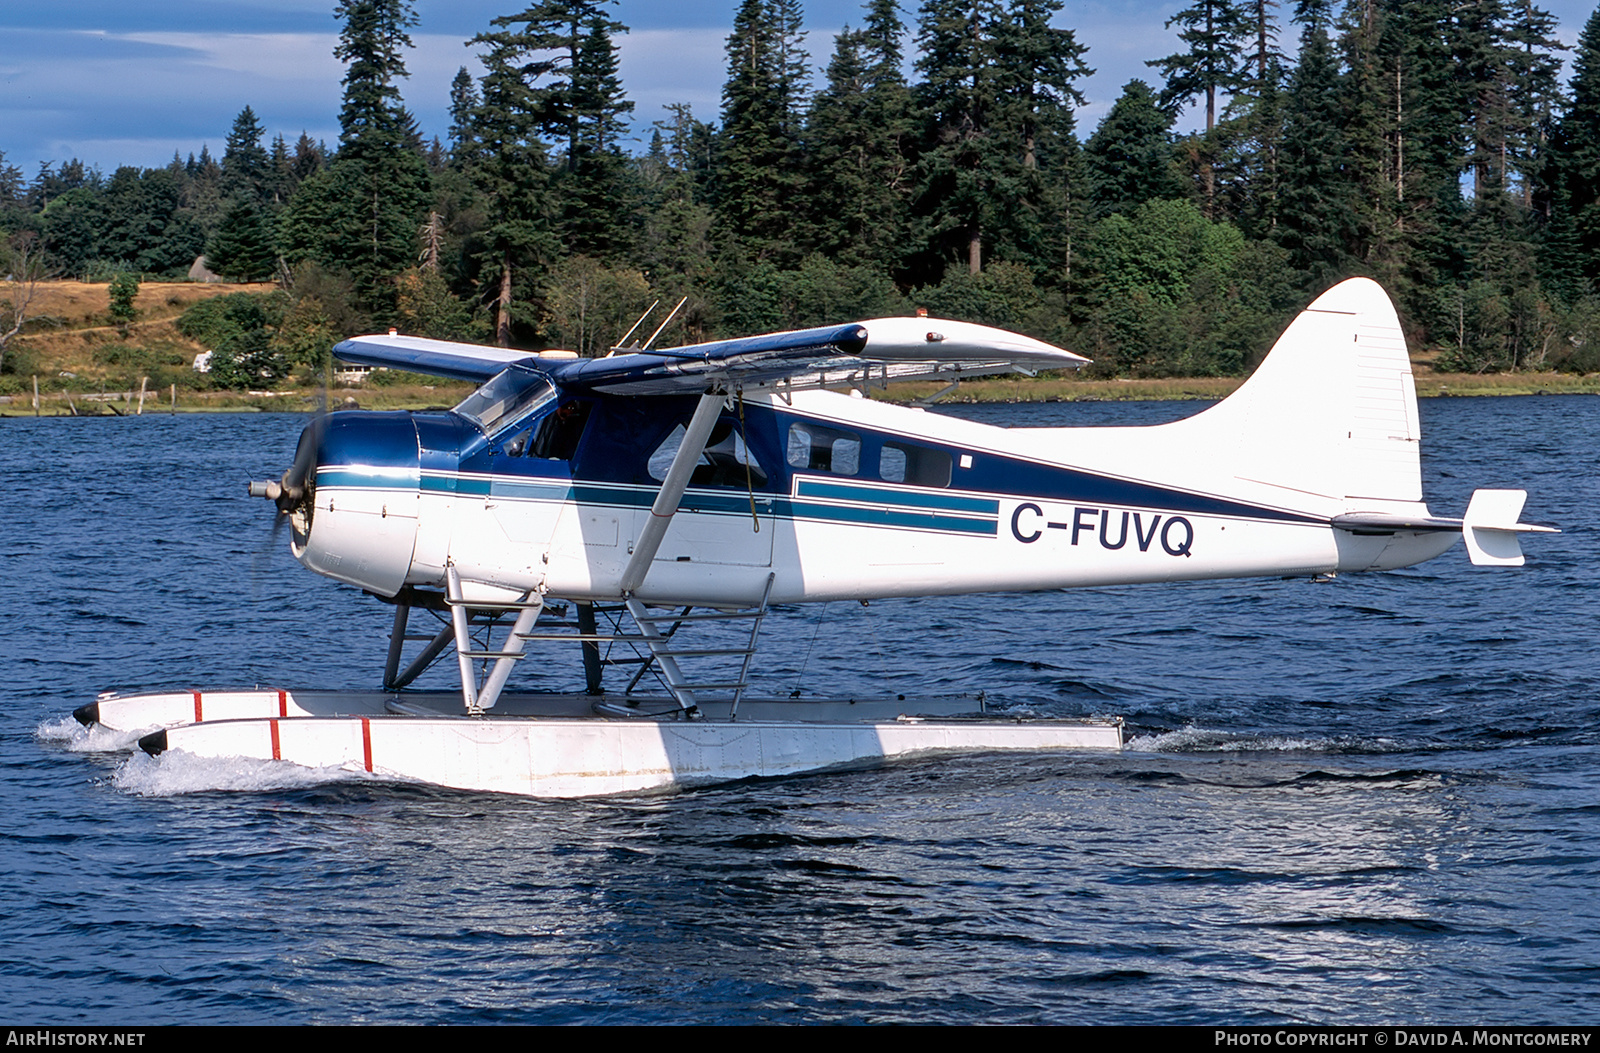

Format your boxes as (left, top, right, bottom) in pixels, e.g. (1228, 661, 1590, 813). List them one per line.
(0, 280, 478, 414)
(4, 279, 1597, 415)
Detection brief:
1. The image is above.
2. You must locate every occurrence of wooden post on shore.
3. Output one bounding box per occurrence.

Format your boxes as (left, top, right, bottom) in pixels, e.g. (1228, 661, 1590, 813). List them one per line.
(137, 376, 148, 415)
(32, 376, 39, 417)
(63, 389, 77, 416)
(170, 383, 176, 415)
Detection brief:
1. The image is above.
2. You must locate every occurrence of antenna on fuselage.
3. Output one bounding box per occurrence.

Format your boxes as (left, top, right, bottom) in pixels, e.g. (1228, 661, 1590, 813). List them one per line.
(608, 300, 660, 357)
(640, 297, 688, 352)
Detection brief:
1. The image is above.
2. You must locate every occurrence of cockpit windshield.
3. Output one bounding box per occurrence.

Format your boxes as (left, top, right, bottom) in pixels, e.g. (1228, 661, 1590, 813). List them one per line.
(452, 366, 557, 437)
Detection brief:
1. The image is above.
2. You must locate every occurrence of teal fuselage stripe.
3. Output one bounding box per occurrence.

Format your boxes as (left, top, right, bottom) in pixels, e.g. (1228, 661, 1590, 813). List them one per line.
(794, 477, 999, 515)
(786, 501, 998, 535)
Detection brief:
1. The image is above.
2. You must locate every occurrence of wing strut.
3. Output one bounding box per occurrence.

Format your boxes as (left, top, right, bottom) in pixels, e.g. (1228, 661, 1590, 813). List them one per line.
(619, 390, 725, 595)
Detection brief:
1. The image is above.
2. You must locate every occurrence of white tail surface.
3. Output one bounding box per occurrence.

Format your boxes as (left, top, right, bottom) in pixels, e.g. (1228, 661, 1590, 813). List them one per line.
(1045, 278, 1424, 517)
(1172, 277, 1421, 504)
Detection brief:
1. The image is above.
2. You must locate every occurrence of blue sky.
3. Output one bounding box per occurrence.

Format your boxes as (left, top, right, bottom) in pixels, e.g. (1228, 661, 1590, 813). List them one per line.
(3, 1, 1595, 180)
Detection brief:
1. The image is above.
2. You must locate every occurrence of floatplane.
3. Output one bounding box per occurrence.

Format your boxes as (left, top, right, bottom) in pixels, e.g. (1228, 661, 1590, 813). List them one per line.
(73, 278, 1552, 796)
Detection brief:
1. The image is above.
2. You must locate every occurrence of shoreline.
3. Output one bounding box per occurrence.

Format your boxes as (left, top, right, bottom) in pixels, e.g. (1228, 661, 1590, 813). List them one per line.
(3, 369, 1597, 417)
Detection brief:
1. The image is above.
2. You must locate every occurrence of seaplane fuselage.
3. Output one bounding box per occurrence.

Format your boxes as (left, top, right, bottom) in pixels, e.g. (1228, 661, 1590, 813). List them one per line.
(295, 383, 1458, 612)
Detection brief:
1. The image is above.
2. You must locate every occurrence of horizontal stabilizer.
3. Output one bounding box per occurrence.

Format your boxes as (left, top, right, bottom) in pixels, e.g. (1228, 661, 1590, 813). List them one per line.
(1330, 511, 1463, 533)
(1462, 489, 1559, 567)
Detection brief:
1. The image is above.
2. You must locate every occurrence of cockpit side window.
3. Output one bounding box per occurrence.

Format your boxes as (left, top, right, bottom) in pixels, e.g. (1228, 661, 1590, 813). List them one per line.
(530, 400, 592, 459)
(500, 399, 592, 460)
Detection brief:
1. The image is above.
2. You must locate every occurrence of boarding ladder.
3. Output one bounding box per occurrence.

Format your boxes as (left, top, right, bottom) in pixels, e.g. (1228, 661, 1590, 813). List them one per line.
(615, 572, 776, 719)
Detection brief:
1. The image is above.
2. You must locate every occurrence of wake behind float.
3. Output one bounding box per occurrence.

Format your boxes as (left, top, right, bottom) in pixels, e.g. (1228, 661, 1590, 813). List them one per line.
(71, 280, 1551, 797)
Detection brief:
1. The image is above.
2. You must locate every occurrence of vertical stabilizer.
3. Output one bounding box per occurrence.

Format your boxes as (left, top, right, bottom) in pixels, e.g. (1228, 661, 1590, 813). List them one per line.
(1174, 278, 1422, 505)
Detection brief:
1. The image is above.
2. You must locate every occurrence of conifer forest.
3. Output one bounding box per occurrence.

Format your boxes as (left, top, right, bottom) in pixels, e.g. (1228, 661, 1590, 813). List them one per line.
(6, 0, 1600, 386)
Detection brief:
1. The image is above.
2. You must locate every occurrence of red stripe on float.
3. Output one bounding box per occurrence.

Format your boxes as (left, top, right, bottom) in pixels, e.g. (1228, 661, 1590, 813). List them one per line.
(277, 689, 288, 717)
(193, 690, 202, 722)
(361, 718, 373, 772)
(269, 719, 281, 761)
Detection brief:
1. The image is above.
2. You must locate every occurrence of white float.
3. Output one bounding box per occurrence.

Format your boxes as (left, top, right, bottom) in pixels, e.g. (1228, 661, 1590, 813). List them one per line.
(81, 689, 1122, 798)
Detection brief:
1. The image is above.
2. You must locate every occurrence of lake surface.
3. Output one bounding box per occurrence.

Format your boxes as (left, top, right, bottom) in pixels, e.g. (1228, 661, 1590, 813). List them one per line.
(3, 395, 1597, 1024)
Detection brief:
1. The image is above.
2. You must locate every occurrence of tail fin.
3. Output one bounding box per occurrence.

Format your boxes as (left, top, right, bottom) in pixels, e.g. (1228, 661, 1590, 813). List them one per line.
(1174, 277, 1422, 505)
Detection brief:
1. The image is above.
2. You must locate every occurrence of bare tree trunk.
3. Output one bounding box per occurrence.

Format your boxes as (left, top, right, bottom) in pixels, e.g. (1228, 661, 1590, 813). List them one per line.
(968, 226, 982, 275)
(0, 233, 45, 374)
(421, 211, 443, 272)
(496, 254, 513, 348)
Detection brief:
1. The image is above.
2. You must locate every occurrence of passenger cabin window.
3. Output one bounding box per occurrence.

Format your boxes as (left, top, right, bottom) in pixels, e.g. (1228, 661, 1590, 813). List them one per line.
(786, 423, 861, 475)
(649, 419, 768, 488)
(880, 441, 952, 488)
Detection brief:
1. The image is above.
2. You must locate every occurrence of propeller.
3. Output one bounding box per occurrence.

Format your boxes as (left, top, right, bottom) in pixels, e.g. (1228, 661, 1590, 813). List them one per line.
(248, 381, 331, 542)
(249, 416, 325, 509)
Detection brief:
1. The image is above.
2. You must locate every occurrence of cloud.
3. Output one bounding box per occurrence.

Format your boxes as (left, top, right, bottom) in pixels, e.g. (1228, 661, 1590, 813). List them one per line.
(617, 28, 728, 129)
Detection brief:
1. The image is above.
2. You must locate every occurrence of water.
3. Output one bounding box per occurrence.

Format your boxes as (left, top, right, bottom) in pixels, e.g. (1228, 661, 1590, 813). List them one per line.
(3, 396, 1597, 1024)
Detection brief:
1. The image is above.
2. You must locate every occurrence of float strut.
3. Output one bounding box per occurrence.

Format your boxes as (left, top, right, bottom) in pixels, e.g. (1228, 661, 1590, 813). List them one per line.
(383, 603, 410, 689)
(577, 602, 603, 695)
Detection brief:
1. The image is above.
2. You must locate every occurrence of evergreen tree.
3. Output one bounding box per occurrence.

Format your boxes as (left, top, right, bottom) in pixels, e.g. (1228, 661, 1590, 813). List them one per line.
(1386, 0, 1472, 310)
(447, 66, 481, 166)
(1455, 0, 1517, 204)
(289, 0, 433, 311)
(179, 146, 225, 241)
(1149, 0, 1250, 216)
(0, 150, 24, 214)
(1275, 0, 1355, 288)
(266, 135, 295, 205)
(637, 104, 718, 284)
(1332, 0, 1389, 273)
(1212, 0, 1285, 233)
(558, 5, 635, 258)
(802, 0, 916, 270)
(107, 272, 139, 329)
(718, 0, 811, 261)
(291, 134, 326, 184)
(914, 0, 1011, 275)
(990, 0, 1092, 278)
(221, 106, 270, 206)
(207, 201, 278, 281)
(333, 0, 418, 165)
(40, 187, 102, 277)
(1550, 7, 1600, 288)
(466, 7, 561, 345)
(1084, 80, 1183, 220)
(1503, 0, 1565, 215)
(97, 165, 203, 275)
(1150, 0, 1250, 132)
